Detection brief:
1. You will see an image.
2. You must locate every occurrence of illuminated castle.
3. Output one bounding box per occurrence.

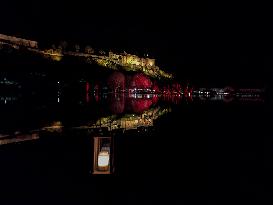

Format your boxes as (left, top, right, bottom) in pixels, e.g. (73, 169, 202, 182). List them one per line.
(0, 33, 173, 79)
(109, 52, 156, 68)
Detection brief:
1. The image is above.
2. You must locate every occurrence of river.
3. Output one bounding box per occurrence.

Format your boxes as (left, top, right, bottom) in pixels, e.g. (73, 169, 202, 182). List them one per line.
(0, 80, 271, 205)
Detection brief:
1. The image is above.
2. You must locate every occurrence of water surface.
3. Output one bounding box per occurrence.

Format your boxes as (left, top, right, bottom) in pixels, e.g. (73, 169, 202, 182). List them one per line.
(0, 83, 271, 205)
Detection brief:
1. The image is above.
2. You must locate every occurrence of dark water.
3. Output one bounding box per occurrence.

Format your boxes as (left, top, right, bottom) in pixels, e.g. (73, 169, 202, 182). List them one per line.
(0, 82, 271, 205)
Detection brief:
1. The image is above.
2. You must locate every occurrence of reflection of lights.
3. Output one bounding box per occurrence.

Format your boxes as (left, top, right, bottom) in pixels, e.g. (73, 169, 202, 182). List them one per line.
(98, 151, 110, 167)
(57, 97, 60, 103)
(0, 133, 39, 145)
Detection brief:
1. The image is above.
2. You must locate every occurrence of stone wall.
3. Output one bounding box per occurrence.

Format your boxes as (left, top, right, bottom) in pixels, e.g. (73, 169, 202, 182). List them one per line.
(0, 34, 38, 48)
(109, 51, 156, 67)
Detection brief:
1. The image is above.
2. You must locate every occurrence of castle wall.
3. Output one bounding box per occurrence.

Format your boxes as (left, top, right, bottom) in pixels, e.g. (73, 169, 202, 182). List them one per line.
(0, 34, 38, 48)
(109, 51, 156, 67)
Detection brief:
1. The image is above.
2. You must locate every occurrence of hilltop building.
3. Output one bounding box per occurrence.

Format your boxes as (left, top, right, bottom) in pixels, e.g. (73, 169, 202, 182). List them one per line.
(109, 52, 155, 67)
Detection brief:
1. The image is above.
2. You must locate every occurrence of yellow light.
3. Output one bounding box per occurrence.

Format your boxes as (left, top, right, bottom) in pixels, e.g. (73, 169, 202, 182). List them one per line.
(98, 151, 110, 167)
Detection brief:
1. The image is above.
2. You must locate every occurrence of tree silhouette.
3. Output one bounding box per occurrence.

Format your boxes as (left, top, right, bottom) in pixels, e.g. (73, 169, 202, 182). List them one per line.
(59, 41, 68, 52)
(75, 44, 80, 52)
(130, 73, 152, 89)
(85, 46, 94, 54)
(107, 72, 125, 92)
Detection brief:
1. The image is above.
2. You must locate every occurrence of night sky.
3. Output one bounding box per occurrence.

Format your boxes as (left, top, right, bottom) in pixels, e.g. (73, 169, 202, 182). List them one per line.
(1, 1, 273, 86)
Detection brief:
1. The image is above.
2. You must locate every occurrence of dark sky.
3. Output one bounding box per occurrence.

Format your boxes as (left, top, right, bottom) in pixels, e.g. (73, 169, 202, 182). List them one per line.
(1, 1, 273, 85)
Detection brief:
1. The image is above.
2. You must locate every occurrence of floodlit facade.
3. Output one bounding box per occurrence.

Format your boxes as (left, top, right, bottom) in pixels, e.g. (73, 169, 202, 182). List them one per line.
(109, 52, 156, 67)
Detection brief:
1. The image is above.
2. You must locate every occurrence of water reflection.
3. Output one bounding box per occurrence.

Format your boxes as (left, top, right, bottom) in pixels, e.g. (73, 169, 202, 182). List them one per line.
(108, 93, 125, 114)
(106, 93, 158, 114)
(0, 82, 268, 186)
(0, 83, 265, 147)
(83, 106, 171, 131)
(0, 132, 39, 145)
